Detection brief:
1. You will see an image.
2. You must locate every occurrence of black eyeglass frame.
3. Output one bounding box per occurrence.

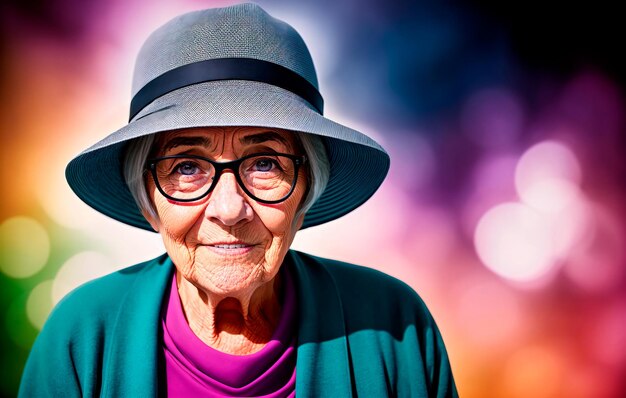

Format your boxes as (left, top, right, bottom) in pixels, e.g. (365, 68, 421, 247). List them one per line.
(146, 152, 307, 204)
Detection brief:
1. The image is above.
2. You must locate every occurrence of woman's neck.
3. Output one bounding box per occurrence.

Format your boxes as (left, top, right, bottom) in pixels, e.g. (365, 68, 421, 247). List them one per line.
(176, 271, 283, 355)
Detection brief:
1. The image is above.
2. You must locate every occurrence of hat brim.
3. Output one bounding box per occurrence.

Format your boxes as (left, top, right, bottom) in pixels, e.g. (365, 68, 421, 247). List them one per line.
(66, 80, 390, 231)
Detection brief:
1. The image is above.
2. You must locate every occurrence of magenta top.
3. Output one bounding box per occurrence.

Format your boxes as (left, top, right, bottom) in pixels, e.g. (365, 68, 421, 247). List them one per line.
(161, 266, 297, 397)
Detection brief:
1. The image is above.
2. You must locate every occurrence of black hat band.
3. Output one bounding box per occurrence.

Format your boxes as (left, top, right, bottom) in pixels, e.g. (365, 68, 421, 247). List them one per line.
(129, 57, 324, 121)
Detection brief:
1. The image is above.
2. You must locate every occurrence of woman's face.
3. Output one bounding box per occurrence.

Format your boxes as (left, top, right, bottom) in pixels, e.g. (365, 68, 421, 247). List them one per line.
(144, 126, 307, 297)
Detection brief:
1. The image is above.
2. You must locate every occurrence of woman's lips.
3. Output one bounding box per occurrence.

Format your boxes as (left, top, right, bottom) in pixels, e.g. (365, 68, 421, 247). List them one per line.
(212, 244, 248, 249)
(204, 242, 255, 255)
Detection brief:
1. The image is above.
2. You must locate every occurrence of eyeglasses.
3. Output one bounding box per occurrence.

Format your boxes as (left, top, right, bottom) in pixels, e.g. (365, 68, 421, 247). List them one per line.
(147, 152, 307, 204)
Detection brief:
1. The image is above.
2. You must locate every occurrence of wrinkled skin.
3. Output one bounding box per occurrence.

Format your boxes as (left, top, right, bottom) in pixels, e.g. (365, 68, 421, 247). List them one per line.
(144, 126, 307, 354)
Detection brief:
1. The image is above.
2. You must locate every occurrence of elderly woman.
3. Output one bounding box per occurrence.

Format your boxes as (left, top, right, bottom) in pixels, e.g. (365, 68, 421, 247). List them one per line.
(19, 3, 458, 397)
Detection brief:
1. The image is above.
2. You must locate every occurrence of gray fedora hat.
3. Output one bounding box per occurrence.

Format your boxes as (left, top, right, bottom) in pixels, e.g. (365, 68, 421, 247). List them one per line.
(65, 2, 389, 231)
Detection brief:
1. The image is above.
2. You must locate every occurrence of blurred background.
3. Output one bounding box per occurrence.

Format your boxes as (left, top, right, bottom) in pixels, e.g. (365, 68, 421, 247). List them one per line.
(1, 0, 624, 396)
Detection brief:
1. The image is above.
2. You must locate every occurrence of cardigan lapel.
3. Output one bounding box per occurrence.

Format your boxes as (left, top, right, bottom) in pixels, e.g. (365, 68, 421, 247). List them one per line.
(101, 254, 174, 397)
(289, 250, 354, 398)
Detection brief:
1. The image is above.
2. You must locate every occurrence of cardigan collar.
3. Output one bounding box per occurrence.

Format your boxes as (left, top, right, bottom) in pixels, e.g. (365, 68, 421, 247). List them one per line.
(100, 251, 353, 397)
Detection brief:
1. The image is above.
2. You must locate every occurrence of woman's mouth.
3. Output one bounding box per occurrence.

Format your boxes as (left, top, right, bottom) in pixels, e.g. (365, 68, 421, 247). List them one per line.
(213, 244, 248, 249)
(205, 242, 255, 255)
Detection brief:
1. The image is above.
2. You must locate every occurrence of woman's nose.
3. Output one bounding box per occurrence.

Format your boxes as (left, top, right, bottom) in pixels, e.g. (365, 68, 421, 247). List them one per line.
(204, 171, 254, 226)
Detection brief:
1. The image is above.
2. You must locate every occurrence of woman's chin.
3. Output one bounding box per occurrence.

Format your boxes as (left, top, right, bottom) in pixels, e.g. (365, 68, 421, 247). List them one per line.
(187, 259, 269, 297)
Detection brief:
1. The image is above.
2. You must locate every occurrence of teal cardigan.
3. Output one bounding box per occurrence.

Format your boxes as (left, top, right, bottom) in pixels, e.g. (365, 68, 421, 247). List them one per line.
(19, 250, 458, 397)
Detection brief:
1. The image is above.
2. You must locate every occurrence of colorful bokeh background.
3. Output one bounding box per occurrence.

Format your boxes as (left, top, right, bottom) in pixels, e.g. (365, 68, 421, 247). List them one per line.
(1, 0, 625, 396)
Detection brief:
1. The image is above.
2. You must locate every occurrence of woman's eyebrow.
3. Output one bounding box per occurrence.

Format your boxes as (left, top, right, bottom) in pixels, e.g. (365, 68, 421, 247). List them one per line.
(240, 131, 289, 146)
(162, 136, 212, 153)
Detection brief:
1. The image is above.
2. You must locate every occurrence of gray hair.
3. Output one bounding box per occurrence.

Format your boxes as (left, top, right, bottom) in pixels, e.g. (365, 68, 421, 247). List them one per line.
(123, 131, 330, 227)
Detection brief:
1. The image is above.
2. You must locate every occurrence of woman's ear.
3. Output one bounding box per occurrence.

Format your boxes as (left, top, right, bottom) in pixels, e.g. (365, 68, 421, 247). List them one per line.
(142, 209, 160, 232)
(141, 171, 161, 232)
(293, 211, 305, 231)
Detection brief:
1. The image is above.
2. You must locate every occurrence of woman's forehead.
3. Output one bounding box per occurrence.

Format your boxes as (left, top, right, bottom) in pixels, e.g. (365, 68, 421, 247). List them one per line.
(154, 126, 298, 153)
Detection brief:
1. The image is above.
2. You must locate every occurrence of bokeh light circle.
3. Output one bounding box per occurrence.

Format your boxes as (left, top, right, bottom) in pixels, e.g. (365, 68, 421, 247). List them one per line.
(26, 280, 54, 330)
(474, 202, 555, 282)
(52, 251, 115, 304)
(515, 140, 581, 197)
(519, 178, 591, 258)
(0, 216, 50, 278)
(520, 177, 580, 215)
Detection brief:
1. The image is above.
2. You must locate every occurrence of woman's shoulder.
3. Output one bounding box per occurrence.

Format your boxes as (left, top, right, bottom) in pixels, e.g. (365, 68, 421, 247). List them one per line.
(288, 251, 457, 397)
(20, 253, 172, 396)
(289, 250, 432, 320)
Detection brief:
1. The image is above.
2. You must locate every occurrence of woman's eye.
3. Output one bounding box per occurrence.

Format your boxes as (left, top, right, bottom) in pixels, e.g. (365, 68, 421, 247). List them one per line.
(175, 161, 199, 175)
(254, 158, 276, 172)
